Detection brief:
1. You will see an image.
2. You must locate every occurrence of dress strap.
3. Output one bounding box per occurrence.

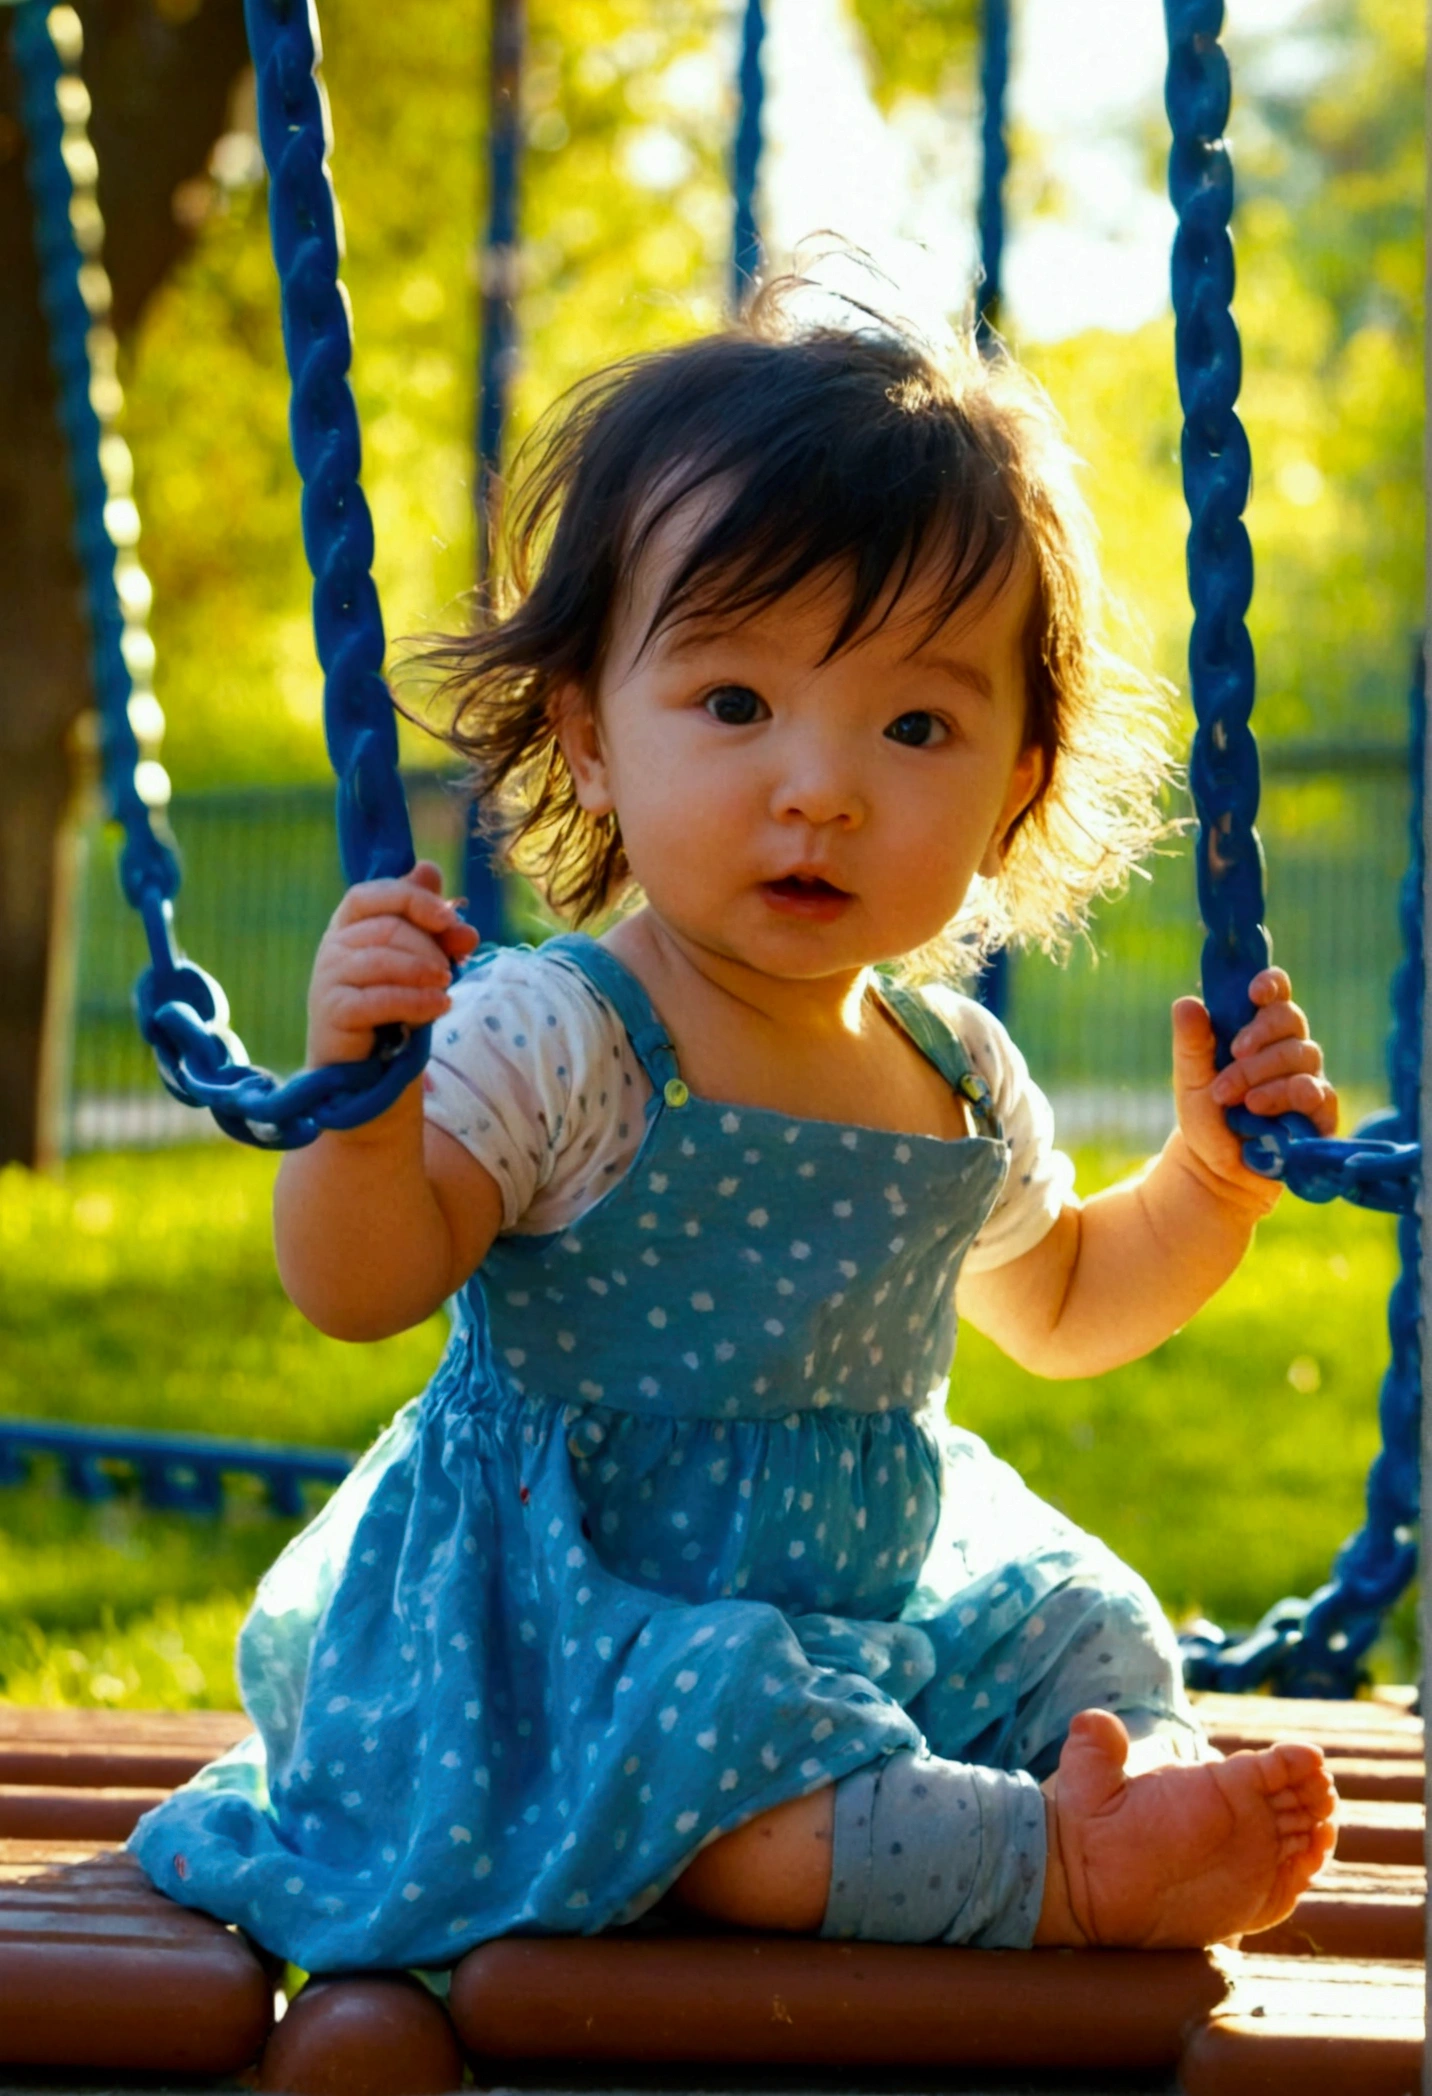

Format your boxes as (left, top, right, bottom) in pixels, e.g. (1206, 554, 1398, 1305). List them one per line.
(874, 980, 1004, 1141)
(540, 933, 684, 1096)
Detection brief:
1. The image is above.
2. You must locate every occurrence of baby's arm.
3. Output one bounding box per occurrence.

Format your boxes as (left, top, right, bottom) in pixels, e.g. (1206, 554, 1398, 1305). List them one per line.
(957, 969, 1338, 1378)
(273, 864, 504, 1341)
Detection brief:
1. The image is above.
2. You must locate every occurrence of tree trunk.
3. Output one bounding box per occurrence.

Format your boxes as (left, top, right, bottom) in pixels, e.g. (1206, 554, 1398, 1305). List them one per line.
(0, 0, 249, 1166)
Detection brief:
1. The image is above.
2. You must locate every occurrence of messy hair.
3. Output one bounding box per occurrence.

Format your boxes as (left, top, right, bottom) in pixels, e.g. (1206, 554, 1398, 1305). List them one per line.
(417, 277, 1174, 975)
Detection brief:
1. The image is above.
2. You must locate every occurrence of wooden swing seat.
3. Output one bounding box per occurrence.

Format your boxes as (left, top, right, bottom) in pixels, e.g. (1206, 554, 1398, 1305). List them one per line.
(0, 1695, 1421, 2093)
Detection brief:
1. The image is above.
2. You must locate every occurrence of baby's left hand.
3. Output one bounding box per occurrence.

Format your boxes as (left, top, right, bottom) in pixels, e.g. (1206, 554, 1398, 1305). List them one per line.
(1171, 969, 1339, 1202)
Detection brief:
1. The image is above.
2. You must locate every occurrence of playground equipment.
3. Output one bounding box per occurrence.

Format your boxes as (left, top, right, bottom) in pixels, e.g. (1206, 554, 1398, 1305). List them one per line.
(2, 0, 1426, 2087)
(8, 0, 1424, 1693)
(0, 1694, 1423, 2088)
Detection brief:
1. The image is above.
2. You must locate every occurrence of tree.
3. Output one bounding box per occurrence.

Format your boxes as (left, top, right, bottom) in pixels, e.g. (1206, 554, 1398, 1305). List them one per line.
(1023, 0, 1423, 747)
(117, 0, 734, 799)
(0, 0, 251, 1165)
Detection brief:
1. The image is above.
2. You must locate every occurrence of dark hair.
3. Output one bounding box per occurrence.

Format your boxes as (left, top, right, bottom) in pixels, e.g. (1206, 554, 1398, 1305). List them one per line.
(416, 279, 1171, 965)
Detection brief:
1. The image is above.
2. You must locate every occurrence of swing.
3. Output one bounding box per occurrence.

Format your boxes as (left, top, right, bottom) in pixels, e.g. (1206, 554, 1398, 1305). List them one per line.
(2, 0, 1425, 2088)
(6, 0, 1421, 1685)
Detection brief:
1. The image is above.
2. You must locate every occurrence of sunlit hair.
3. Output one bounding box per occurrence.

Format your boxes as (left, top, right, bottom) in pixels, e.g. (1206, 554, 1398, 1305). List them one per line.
(414, 276, 1174, 976)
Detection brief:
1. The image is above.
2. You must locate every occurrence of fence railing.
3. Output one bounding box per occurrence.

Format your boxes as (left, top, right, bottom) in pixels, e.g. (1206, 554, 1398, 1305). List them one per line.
(62, 749, 1413, 1152)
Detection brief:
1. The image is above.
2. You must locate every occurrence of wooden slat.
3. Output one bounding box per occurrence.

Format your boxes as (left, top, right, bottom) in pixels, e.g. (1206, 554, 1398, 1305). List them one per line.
(1334, 1799, 1423, 1869)
(0, 1695, 1421, 2091)
(1198, 1693, 1423, 1762)
(1247, 1861, 1425, 1961)
(1324, 1755, 1424, 1803)
(0, 1706, 249, 1792)
(259, 1974, 463, 2095)
(0, 1707, 247, 1746)
(449, 1935, 1231, 2072)
(0, 1784, 170, 1842)
(0, 1842, 272, 2073)
(1179, 1953, 1423, 2095)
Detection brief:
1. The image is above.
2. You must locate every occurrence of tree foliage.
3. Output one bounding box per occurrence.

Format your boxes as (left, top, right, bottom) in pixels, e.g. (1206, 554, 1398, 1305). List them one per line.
(1023, 0, 1423, 744)
(118, 0, 1420, 796)
(124, 0, 730, 789)
(849, 0, 979, 110)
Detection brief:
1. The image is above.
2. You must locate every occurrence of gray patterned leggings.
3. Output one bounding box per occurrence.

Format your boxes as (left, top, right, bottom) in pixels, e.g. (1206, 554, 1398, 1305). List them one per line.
(821, 1573, 1207, 1948)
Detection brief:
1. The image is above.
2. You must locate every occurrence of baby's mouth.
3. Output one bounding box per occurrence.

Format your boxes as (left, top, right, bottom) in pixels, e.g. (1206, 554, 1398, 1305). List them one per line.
(766, 874, 848, 900)
(760, 873, 854, 918)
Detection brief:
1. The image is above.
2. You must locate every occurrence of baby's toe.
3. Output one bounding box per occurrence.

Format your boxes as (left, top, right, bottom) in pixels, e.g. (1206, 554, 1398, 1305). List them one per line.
(1269, 1740, 1324, 1781)
(1272, 1804, 1316, 1837)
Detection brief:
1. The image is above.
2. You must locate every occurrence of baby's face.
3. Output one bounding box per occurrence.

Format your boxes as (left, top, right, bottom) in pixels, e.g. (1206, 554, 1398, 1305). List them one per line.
(560, 523, 1042, 986)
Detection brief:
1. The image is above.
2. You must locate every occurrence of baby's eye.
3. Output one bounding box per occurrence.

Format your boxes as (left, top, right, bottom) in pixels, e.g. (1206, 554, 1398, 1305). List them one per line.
(703, 684, 769, 726)
(885, 710, 949, 748)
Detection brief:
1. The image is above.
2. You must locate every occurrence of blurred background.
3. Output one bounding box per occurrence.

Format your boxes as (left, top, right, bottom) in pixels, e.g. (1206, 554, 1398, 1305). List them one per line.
(48, 0, 1423, 1153)
(0, 0, 1423, 1708)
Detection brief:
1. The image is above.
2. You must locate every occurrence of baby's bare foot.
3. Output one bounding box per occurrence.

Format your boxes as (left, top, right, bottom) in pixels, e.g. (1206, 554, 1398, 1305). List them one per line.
(1034, 1707, 1337, 1949)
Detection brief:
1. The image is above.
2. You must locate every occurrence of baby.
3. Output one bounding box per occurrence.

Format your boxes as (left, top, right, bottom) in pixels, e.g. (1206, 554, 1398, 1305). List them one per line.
(133, 286, 1337, 1972)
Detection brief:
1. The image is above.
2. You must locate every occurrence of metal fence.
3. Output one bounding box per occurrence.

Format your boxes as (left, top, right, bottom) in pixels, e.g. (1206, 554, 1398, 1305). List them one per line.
(61, 748, 1413, 1153)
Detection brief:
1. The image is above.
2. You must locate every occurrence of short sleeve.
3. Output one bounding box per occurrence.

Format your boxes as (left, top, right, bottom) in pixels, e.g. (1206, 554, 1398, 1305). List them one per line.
(423, 946, 650, 1234)
(921, 985, 1077, 1273)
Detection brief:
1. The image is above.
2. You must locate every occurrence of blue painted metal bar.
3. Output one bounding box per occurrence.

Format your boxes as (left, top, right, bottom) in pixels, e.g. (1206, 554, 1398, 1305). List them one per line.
(14, 0, 429, 1147)
(971, 0, 1013, 1017)
(1182, 644, 1425, 1696)
(975, 0, 1010, 344)
(463, 0, 525, 945)
(475, 0, 523, 594)
(971, 945, 1010, 1021)
(731, 0, 765, 307)
(1161, 0, 1416, 1216)
(0, 1418, 353, 1520)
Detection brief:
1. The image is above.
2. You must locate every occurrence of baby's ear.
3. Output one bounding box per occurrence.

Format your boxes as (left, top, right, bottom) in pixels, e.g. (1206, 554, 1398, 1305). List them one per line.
(979, 741, 1046, 879)
(551, 683, 613, 814)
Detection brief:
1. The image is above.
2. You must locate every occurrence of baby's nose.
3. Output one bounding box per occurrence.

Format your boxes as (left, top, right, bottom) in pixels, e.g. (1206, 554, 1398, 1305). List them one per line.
(771, 751, 865, 828)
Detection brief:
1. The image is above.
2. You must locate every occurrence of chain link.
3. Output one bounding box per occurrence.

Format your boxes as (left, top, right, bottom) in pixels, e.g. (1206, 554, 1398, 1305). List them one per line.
(1182, 651, 1424, 1694)
(975, 0, 1009, 342)
(1166, 2, 1423, 1691)
(1164, 0, 1418, 1217)
(731, 0, 765, 304)
(15, 0, 427, 1146)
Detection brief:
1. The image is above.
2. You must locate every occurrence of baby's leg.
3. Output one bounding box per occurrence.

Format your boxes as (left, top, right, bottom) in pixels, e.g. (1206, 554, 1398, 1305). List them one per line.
(990, 1569, 1212, 1778)
(674, 1788, 835, 1933)
(958, 1566, 1334, 1944)
(675, 1752, 1047, 1947)
(677, 1565, 1336, 1950)
(674, 1728, 1335, 1952)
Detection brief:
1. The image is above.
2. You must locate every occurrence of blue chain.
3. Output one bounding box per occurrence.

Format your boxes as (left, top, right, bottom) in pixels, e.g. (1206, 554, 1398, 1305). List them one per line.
(975, 0, 1009, 344)
(1183, 647, 1425, 1695)
(13, 3, 178, 916)
(731, 0, 765, 305)
(1163, 0, 1417, 1217)
(15, 0, 427, 1147)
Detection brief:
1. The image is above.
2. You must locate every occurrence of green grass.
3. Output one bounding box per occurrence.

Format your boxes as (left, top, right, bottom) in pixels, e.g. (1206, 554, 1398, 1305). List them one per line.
(0, 1142, 1413, 1707)
(0, 1148, 447, 1708)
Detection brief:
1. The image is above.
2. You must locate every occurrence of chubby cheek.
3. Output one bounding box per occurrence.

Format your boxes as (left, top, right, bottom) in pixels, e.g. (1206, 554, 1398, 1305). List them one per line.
(613, 770, 745, 907)
(875, 797, 987, 917)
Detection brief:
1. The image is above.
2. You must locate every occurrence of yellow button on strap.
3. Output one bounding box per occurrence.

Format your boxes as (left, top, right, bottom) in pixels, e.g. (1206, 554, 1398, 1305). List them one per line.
(663, 1078, 690, 1109)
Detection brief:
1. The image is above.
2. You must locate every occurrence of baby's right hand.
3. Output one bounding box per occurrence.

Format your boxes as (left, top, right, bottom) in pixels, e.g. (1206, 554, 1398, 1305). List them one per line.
(306, 861, 479, 1067)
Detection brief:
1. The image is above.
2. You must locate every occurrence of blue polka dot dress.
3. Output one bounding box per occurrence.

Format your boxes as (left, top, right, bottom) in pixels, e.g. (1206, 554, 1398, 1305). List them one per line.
(130, 935, 1190, 1970)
